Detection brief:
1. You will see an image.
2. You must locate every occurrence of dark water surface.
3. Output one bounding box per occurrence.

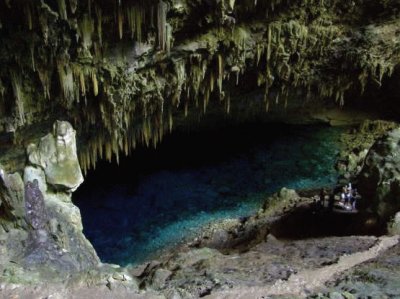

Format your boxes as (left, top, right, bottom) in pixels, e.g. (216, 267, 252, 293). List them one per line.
(73, 123, 343, 266)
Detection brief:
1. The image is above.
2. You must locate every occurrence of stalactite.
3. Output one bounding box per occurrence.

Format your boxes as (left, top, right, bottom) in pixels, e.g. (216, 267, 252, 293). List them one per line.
(38, 10, 49, 45)
(37, 63, 52, 99)
(210, 72, 215, 92)
(57, 58, 75, 103)
(24, 2, 33, 30)
(10, 71, 26, 125)
(266, 24, 272, 62)
(256, 43, 262, 66)
(105, 140, 112, 162)
(78, 14, 94, 49)
(95, 5, 103, 45)
(166, 23, 172, 54)
(69, 0, 78, 14)
(184, 101, 188, 117)
(358, 70, 368, 94)
(168, 109, 173, 132)
(127, 5, 143, 42)
(157, 0, 169, 51)
(0, 79, 4, 101)
(91, 70, 99, 96)
(228, 0, 236, 11)
(118, 5, 124, 39)
(264, 94, 270, 112)
(57, 0, 68, 20)
(29, 39, 35, 71)
(217, 54, 224, 95)
(226, 94, 231, 114)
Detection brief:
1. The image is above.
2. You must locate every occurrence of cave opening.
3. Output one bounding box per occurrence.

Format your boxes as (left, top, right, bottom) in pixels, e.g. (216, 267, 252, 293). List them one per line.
(73, 121, 346, 266)
(269, 203, 387, 240)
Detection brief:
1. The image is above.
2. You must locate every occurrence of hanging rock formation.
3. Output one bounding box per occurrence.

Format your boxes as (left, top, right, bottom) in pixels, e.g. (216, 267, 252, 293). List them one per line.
(0, 0, 399, 173)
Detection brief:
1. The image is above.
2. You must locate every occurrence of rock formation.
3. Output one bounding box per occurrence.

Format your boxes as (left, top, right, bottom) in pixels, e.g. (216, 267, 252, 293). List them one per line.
(0, 121, 99, 283)
(359, 128, 400, 221)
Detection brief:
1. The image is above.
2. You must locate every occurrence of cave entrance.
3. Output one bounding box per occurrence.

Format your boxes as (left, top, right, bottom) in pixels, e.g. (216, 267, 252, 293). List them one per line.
(269, 203, 387, 240)
(73, 122, 344, 266)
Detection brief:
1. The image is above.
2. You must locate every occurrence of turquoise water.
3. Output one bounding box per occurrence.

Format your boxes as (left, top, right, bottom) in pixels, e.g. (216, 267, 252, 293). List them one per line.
(74, 124, 343, 266)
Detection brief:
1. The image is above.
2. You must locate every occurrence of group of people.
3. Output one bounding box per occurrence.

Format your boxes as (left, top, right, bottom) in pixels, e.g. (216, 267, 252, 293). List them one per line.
(339, 183, 359, 211)
(313, 182, 360, 212)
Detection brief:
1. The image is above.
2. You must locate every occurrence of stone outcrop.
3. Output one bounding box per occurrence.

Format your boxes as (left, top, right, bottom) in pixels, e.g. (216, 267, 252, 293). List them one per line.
(358, 128, 400, 220)
(0, 121, 99, 283)
(27, 121, 84, 192)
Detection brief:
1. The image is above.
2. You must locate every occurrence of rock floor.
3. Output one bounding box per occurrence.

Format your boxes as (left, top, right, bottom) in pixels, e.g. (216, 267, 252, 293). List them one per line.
(2, 234, 398, 299)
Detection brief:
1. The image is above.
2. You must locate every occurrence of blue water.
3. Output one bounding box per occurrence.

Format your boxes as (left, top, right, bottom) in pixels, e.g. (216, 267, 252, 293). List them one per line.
(74, 124, 343, 266)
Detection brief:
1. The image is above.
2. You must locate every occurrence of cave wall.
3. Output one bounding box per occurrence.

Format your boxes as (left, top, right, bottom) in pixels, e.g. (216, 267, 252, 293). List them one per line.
(0, 0, 400, 173)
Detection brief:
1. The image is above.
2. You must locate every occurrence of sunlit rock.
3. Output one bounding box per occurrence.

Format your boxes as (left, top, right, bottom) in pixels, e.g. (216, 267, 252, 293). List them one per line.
(27, 121, 83, 192)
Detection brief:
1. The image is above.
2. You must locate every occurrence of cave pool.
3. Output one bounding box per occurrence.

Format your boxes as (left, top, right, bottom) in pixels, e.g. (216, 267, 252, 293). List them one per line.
(73, 123, 344, 266)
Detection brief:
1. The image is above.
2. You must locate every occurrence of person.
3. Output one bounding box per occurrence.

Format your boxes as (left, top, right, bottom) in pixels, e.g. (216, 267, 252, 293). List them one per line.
(341, 186, 347, 204)
(345, 187, 352, 209)
(328, 193, 335, 212)
(351, 188, 358, 210)
(319, 188, 326, 208)
(313, 195, 321, 212)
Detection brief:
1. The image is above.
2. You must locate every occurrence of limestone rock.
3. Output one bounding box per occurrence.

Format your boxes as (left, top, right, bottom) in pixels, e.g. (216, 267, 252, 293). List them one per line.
(358, 128, 400, 218)
(151, 269, 173, 289)
(388, 212, 400, 235)
(0, 170, 25, 223)
(27, 121, 83, 192)
(23, 166, 47, 195)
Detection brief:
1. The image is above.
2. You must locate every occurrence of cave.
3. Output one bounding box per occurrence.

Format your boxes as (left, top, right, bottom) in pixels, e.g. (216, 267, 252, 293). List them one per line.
(1, 0, 400, 297)
(73, 122, 343, 265)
